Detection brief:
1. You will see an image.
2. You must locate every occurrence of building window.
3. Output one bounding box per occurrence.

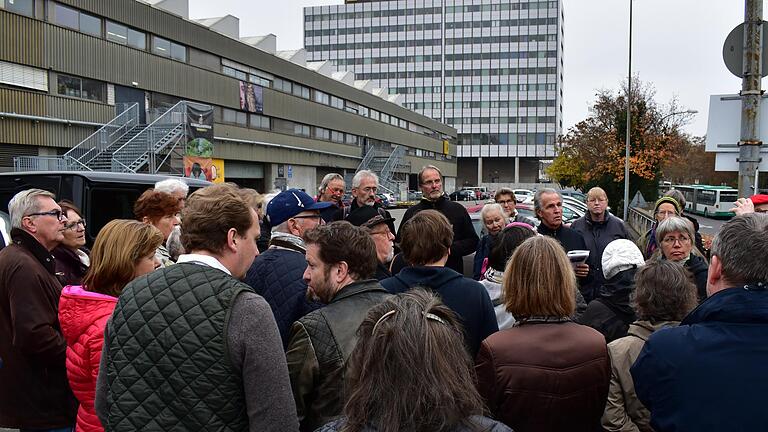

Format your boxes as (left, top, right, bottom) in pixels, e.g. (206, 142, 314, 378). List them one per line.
(223, 66, 247, 80)
(250, 114, 270, 130)
(292, 84, 310, 99)
(249, 74, 271, 88)
(314, 127, 330, 140)
(313, 90, 330, 105)
(0, 0, 34, 17)
(331, 130, 344, 143)
(345, 133, 357, 145)
(222, 108, 246, 126)
(49, 3, 102, 37)
(151, 36, 171, 57)
(105, 21, 146, 50)
(56, 74, 104, 102)
(330, 96, 344, 110)
(170, 42, 186, 62)
(294, 123, 310, 137)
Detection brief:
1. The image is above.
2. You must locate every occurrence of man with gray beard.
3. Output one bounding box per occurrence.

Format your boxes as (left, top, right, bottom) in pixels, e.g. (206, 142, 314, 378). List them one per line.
(334, 170, 395, 234)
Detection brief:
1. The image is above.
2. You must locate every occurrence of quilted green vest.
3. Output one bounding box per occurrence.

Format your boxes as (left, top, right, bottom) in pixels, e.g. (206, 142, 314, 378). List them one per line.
(104, 263, 249, 431)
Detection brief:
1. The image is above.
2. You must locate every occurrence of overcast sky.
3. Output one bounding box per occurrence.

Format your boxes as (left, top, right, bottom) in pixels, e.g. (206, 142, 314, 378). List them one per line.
(189, 0, 747, 137)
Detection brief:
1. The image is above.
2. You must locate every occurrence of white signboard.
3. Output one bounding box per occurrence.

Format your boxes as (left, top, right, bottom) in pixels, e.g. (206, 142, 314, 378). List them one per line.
(705, 94, 768, 171)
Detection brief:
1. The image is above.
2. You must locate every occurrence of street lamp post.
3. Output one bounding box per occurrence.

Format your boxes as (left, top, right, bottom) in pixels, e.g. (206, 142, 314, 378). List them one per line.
(623, 0, 633, 220)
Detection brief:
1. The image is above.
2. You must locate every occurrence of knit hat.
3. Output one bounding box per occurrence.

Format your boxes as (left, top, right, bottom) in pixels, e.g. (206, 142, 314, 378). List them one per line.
(602, 239, 646, 280)
(654, 196, 682, 214)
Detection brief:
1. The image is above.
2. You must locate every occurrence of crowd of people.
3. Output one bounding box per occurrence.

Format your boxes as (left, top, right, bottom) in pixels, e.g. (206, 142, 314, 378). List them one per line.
(0, 166, 767, 432)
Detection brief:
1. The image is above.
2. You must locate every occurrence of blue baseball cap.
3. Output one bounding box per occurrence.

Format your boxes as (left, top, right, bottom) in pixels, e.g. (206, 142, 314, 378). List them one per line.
(266, 189, 333, 226)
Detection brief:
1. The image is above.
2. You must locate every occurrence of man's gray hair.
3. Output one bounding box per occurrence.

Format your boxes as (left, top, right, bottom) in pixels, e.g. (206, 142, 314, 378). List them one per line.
(480, 203, 508, 225)
(352, 170, 379, 189)
(655, 216, 695, 246)
(319, 173, 344, 194)
(154, 178, 189, 196)
(710, 213, 768, 286)
(8, 189, 56, 229)
(533, 188, 561, 213)
(664, 189, 687, 211)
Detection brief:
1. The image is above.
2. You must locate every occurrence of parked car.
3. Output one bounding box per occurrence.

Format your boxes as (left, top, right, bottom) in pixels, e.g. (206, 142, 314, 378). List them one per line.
(398, 190, 423, 207)
(559, 189, 587, 203)
(513, 189, 534, 203)
(449, 189, 475, 201)
(562, 196, 588, 213)
(375, 193, 392, 208)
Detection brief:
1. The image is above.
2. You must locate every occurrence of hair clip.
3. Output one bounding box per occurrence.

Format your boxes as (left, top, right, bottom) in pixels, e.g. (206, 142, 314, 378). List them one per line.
(422, 311, 446, 325)
(372, 310, 396, 335)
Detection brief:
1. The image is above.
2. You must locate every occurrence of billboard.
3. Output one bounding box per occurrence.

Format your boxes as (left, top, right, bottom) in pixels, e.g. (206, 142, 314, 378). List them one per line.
(239, 81, 264, 113)
(184, 156, 221, 182)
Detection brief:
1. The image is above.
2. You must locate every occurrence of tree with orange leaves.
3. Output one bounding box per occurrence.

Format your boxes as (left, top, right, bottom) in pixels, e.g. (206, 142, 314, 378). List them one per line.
(548, 78, 696, 217)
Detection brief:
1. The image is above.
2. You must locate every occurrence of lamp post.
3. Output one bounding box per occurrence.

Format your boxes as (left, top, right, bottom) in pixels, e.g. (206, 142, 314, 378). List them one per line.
(622, 0, 633, 220)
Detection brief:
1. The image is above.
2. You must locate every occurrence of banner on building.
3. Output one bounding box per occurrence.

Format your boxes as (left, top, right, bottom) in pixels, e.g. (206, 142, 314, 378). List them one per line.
(239, 81, 264, 113)
(186, 103, 214, 157)
(183, 156, 220, 182)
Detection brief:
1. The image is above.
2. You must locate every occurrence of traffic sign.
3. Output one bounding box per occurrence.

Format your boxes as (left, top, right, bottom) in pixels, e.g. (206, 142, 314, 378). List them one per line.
(723, 22, 768, 78)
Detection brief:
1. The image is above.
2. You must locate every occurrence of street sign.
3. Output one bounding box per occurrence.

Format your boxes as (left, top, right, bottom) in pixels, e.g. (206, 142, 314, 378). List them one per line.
(705, 94, 768, 171)
(723, 22, 768, 78)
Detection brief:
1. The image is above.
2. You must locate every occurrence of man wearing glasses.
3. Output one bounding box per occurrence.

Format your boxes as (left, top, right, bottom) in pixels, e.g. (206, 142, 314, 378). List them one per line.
(494, 187, 536, 226)
(346, 205, 397, 280)
(0, 189, 77, 431)
(245, 189, 333, 347)
(396, 165, 479, 275)
(571, 187, 632, 302)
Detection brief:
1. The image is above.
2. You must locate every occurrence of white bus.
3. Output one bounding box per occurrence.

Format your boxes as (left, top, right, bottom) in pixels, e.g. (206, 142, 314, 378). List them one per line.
(670, 185, 738, 218)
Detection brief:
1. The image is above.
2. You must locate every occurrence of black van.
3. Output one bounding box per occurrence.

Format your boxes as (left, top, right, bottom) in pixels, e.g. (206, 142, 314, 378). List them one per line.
(0, 171, 209, 244)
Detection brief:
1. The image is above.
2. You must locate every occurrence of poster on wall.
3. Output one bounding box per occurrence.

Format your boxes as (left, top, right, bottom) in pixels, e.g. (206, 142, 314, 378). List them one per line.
(184, 156, 220, 182)
(210, 158, 225, 183)
(239, 81, 264, 113)
(186, 103, 214, 157)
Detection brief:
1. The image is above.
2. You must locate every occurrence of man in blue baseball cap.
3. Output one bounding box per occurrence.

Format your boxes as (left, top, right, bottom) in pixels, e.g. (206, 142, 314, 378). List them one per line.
(245, 189, 333, 346)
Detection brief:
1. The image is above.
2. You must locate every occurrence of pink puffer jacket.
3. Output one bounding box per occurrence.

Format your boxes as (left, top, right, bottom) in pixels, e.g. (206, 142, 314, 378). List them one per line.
(59, 285, 117, 432)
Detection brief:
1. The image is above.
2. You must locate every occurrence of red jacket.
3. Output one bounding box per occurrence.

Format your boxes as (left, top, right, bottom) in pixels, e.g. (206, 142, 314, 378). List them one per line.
(59, 285, 117, 432)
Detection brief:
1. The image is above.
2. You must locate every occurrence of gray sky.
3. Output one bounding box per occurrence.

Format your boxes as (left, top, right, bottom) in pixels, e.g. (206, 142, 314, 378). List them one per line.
(189, 0, 747, 137)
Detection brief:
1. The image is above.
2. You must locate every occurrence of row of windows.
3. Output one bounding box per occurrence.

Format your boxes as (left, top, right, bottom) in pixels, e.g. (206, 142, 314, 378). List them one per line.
(446, 51, 558, 61)
(445, 99, 556, 108)
(458, 133, 556, 146)
(445, 1, 557, 13)
(332, 54, 442, 66)
(444, 17, 558, 29)
(405, 102, 442, 110)
(444, 67, 559, 77)
(305, 22, 442, 37)
(307, 39, 441, 51)
(355, 70, 442, 79)
(56, 73, 104, 102)
(305, 7, 442, 22)
(445, 84, 557, 93)
(445, 34, 557, 45)
(446, 116, 556, 125)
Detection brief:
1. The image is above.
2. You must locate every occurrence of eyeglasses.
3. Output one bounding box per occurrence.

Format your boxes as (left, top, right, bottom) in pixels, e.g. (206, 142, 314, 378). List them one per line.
(496, 199, 514, 205)
(662, 236, 691, 246)
(370, 228, 392, 238)
(64, 219, 86, 230)
(25, 209, 66, 221)
(293, 214, 323, 221)
(655, 210, 678, 217)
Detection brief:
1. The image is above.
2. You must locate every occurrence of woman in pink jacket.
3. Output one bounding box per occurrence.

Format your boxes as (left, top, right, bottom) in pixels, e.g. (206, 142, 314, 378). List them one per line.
(59, 220, 163, 432)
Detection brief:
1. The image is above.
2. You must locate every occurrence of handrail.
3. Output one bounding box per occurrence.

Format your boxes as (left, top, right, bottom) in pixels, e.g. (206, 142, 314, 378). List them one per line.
(627, 206, 655, 237)
(63, 103, 139, 166)
(356, 145, 376, 172)
(112, 101, 187, 173)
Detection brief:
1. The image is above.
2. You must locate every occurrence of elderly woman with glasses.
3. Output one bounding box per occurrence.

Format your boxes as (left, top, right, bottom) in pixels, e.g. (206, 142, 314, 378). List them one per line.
(52, 200, 90, 286)
(655, 216, 709, 302)
(637, 196, 682, 259)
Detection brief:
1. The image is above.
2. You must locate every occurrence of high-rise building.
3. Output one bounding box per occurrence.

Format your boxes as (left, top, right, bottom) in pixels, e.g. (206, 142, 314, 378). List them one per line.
(304, 0, 564, 186)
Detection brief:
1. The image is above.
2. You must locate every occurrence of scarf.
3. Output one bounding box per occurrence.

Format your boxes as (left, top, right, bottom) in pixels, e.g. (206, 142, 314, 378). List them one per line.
(269, 231, 306, 253)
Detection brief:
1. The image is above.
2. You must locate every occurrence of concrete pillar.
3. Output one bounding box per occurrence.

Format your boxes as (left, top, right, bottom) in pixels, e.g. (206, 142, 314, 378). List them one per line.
(515, 157, 520, 184)
(477, 157, 483, 186)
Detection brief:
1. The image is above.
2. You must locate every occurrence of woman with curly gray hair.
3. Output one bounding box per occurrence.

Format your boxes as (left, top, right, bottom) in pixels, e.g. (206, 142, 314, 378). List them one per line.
(601, 259, 698, 431)
(317, 289, 511, 432)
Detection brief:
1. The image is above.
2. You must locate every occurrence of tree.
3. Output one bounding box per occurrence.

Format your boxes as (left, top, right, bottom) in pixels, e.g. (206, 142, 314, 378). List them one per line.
(548, 78, 696, 216)
(661, 136, 737, 186)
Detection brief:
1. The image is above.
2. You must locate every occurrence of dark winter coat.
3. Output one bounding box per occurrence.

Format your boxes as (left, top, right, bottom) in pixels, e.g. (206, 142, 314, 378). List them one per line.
(631, 287, 768, 432)
(537, 222, 594, 298)
(397, 196, 479, 274)
(381, 266, 498, 357)
(571, 212, 632, 302)
(52, 245, 90, 287)
(473, 233, 496, 280)
(684, 254, 709, 302)
(317, 415, 513, 432)
(476, 321, 610, 432)
(0, 229, 77, 429)
(682, 213, 705, 256)
(576, 269, 638, 343)
(245, 247, 322, 348)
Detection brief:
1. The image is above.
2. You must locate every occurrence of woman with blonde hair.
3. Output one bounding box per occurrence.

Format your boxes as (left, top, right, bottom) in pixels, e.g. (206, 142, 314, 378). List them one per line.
(475, 235, 610, 432)
(58, 220, 163, 432)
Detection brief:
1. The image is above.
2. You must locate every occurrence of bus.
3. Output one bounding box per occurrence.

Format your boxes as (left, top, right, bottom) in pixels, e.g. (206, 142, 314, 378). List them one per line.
(667, 185, 739, 218)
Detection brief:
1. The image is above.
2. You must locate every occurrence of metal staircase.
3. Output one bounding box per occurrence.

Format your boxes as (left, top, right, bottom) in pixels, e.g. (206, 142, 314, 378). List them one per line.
(357, 144, 409, 198)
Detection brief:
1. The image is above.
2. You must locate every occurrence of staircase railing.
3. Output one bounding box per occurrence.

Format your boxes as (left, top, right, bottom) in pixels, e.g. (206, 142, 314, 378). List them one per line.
(356, 145, 376, 172)
(111, 101, 187, 173)
(377, 145, 405, 196)
(63, 103, 140, 170)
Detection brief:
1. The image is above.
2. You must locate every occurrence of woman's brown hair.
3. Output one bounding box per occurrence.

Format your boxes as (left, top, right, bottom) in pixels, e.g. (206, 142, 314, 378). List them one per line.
(341, 289, 485, 432)
(503, 235, 576, 318)
(399, 210, 453, 266)
(83, 219, 163, 297)
(133, 189, 181, 223)
(634, 259, 698, 322)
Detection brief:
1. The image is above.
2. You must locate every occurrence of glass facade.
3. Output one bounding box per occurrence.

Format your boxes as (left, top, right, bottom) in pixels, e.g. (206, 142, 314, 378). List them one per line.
(303, 0, 564, 162)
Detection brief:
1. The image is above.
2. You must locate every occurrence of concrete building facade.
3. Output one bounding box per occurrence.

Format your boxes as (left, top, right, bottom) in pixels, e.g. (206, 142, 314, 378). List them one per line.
(303, 0, 563, 186)
(0, 0, 457, 193)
